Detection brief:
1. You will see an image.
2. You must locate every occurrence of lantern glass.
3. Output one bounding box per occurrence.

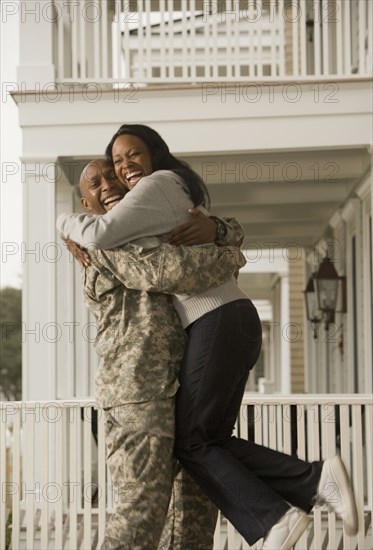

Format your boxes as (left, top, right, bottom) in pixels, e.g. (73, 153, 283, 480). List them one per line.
(304, 275, 321, 322)
(315, 278, 339, 311)
(314, 256, 340, 313)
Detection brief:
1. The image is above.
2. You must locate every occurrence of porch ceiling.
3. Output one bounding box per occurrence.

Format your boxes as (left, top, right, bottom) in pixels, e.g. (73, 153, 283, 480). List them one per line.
(185, 148, 370, 248)
(238, 272, 275, 301)
(59, 147, 370, 249)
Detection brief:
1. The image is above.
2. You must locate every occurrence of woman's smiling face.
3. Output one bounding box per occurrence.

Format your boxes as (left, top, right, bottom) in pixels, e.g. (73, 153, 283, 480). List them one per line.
(112, 134, 153, 190)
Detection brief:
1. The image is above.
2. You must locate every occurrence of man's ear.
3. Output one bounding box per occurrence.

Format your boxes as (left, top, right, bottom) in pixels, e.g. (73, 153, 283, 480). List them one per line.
(81, 197, 93, 213)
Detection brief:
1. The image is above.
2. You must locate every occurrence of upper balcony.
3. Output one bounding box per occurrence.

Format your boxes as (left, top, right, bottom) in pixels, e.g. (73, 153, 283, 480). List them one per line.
(17, 0, 373, 89)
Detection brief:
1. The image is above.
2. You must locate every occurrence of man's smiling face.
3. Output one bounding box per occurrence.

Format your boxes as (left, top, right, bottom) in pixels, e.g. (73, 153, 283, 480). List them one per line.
(80, 160, 127, 214)
(112, 134, 153, 190)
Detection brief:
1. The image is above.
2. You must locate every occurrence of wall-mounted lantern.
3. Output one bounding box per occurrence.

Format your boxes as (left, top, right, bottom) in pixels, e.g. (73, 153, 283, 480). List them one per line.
(304, 273, 322, 339)
(304, 255, 347, 335)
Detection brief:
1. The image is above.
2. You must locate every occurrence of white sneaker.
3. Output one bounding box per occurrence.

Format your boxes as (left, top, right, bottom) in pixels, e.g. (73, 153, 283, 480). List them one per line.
(262, 507, 310, 550)
(317, 455, 358, 535)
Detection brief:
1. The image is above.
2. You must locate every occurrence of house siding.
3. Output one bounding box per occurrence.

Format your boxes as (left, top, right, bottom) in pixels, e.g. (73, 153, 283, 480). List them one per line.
(289, 248, 306, 393)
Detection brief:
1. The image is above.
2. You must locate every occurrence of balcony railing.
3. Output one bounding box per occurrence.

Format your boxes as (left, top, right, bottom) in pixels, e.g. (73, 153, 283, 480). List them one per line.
(52, 0, 373, 84)
(1, 394, 372, 549)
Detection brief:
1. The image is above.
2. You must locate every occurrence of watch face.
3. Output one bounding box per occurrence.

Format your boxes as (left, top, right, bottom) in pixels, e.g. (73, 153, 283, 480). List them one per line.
(218, 221, 227, 239)
(211, 216, 227, 241)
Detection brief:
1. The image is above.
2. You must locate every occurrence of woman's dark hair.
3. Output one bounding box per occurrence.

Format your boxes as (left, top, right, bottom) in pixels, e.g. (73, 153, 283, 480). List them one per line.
(105, 124, 210, 208)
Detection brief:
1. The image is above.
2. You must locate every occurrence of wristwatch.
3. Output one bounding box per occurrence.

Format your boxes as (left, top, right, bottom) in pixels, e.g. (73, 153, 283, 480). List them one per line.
(210, 216, 228, 242)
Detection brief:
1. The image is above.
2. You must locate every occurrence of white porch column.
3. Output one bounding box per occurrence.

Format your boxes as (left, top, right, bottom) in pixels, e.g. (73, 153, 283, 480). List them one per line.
(356, 174, 373, 393)
(270, 273, 291, 394)
(17, 0, 55, 87)
(328, 211, 346, 394)
(270, 279, 281, 393)
(55, 170, 100, 401)
(22, 158, 58, 400)
(280, 274, 291, 394)
(342, 198, 363, 393)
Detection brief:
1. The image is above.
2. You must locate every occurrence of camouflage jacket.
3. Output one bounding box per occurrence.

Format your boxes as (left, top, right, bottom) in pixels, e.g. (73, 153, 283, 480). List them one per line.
(83, 234, 245, 409)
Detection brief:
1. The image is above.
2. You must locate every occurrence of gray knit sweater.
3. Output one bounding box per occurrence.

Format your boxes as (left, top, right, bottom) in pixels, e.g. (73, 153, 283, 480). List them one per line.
(57, 170, 248, 327)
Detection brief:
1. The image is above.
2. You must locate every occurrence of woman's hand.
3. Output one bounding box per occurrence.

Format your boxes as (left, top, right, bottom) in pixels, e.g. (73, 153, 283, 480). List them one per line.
(63, 237, 91, 268)
(167, 208, 218, 246)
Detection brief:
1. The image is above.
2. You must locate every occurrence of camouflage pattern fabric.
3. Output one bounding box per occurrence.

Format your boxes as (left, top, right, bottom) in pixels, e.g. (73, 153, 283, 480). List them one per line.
(216, 217, 245, 248)
(81, 230, 245, 548)
(159, 466, 218, 550)
(103, 400, 217, 550)
(83, 241, 245, 409)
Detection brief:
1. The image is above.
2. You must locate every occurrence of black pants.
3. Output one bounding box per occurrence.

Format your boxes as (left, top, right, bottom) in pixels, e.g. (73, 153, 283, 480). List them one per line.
(174, 299, 323, 545)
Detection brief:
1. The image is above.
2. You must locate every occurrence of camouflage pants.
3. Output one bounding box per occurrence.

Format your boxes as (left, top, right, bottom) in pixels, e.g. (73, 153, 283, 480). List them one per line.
(102, 399, 217, 550)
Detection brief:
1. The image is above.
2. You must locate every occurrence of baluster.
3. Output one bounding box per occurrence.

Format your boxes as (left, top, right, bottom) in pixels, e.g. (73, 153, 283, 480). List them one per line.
(233, 0, 241, 78)
(358, 0, 365, 74)
(122, 0, 131, 80)
(256, 0, 263, 78)
(71, 0, 79, 78)
(313, 0, 321, 76)
(97, 406, 106, 548)
(137, 1, 145, 80)
(159, 0, 166, 80)
(181, 0, 189, 79)
(69, 407, 78, 549)
(11, 407, 21, 550)
(339, 404, 351, 548)
(144, 0, 152, 80)
(308, 403, 322, 549)
(92, 1, 100, 79)
(83, 406, 92, 549)
(322, 0, 329, 75)
(343, 0, 351, 75)
(336, 0, 343, 76)
(269, 0, 278, 77)
(299, 0, 307, 76)
(278, 0, 285, 77)
(167, 0, 175, 80)
(292, 0, 299, 77)
(102, 0, 109, 79)
(190, 0, 197, 80)
(40, 411, 49, 549)
(321, 403, 337, 548)
(368, 0, 373, 74)
(0, 408, 6, 549)
(79, 0, 87, 79)
(352, 404, 365, 547)
(56, 0, 65, 80)
(55, 405, 63, 550)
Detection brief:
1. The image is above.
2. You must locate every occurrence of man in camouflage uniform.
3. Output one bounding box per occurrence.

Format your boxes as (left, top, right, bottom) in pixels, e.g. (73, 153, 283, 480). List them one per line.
(63, 160, 245, 550)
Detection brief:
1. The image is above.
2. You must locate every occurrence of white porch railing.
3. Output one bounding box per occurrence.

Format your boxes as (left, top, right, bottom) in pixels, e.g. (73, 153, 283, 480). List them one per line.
(1, 395, 372, 549)
(53, 0, 373, 84)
